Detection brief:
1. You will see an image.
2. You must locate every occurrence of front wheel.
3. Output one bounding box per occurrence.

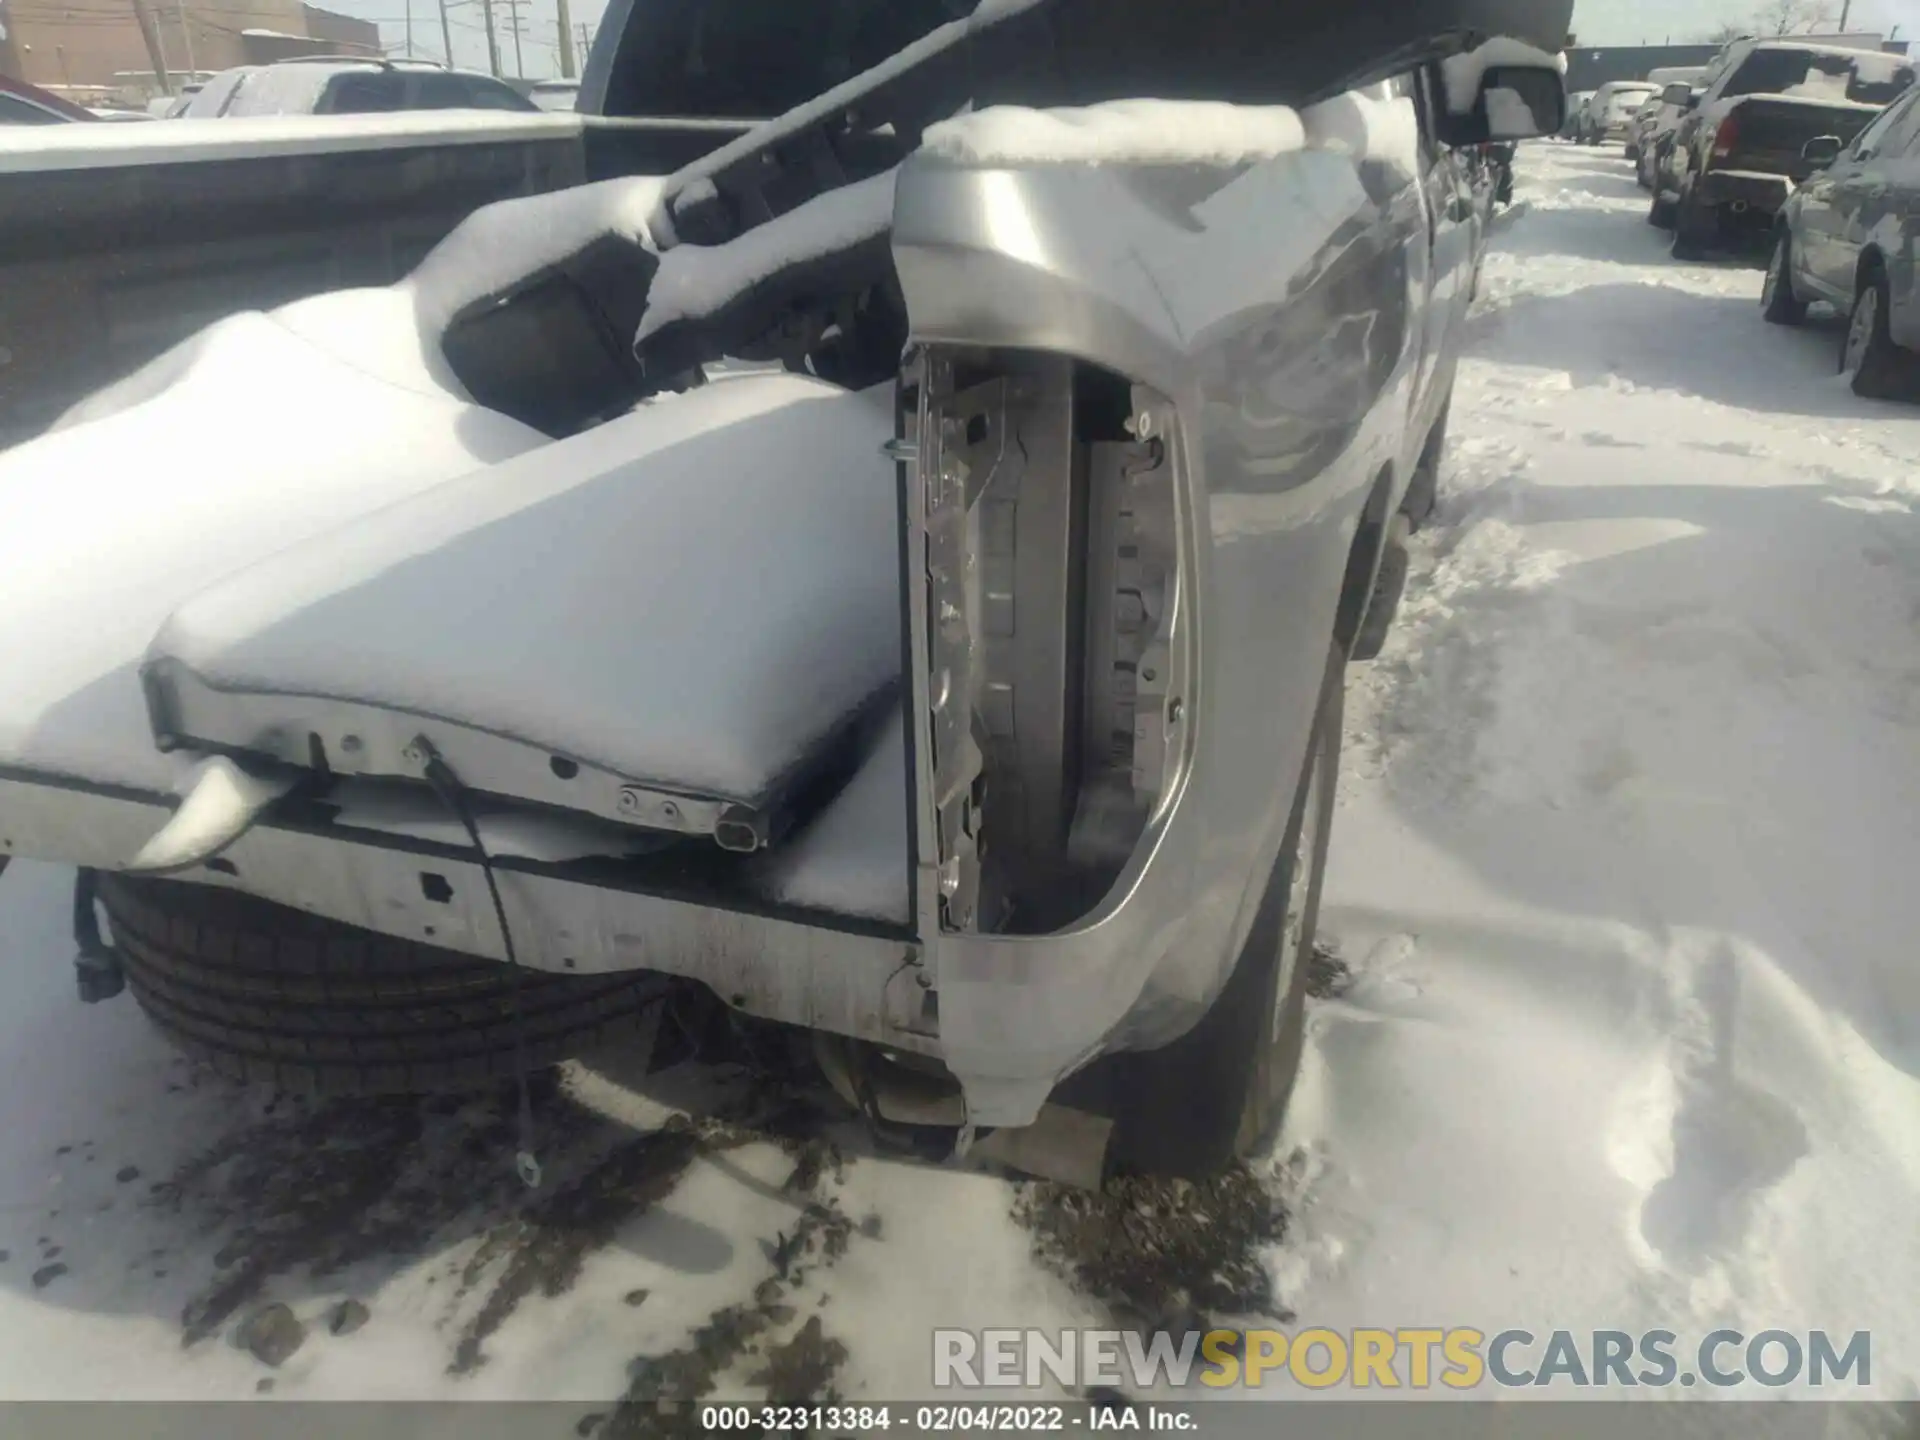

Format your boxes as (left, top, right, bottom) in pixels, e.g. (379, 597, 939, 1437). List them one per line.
(1761, 232, 1808, 326)
(1103, 642, 1343, 1177)
(1841, 267, 1919, 401)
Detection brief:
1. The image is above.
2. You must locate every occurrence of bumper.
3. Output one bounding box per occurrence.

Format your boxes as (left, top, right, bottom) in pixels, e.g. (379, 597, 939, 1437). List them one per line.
(1697, 169, 1793, 218)
(0, 765, 1151, 1129)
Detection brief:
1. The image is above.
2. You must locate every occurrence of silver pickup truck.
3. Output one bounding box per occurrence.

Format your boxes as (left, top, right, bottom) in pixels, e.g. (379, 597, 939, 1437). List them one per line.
(0, 0, 1570, 1183)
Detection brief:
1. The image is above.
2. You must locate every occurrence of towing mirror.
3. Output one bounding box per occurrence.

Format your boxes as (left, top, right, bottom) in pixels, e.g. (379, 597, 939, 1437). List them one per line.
(1801, 135, 1842, 166)
(1439, 64, 1567, 146)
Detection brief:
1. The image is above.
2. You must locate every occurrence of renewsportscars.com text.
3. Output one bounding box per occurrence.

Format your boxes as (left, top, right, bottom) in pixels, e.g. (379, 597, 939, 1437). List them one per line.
(933, 1327, 1872, 1391)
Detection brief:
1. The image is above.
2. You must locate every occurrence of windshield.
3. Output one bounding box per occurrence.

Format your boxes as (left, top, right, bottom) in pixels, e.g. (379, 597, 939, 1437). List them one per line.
(1724, 47, 1918, 105)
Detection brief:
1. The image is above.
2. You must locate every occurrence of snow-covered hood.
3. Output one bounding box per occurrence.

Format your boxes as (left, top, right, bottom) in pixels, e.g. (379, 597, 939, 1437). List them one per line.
(0, 294, 547, 797)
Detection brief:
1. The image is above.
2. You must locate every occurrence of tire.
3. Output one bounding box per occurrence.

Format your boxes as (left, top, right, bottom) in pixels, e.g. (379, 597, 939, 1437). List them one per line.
(1840, 265, 1919, 402)
(1103, 642, 1342, 1178)
(97, 874, 667, 1095)
(1648, 186, 1676, 229)
(1670, 185, 1713, 260)
(1401, 404, 1449, 532)
(1761, 231, 1808, 327)
(1351, 514, 1411, 663)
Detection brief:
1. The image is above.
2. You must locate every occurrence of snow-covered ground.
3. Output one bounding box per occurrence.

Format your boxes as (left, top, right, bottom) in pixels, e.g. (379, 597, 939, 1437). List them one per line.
(1, 140, 1916, 1420)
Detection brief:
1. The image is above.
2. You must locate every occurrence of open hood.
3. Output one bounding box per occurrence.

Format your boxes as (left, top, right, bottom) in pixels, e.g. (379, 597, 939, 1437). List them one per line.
(968, 0, 1577, 110)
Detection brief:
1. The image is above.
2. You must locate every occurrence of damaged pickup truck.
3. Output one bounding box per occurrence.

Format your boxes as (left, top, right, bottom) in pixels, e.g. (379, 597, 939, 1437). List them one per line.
(0, 0, 1570, 1183)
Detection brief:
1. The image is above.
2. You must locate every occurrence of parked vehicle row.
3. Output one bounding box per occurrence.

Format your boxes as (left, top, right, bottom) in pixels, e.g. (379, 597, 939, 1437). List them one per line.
(1580, 35, 1918, 401)
(1649, 39, 1910, 257)
(1764, 80, 1920, 399)
(1579, 80, 1659, 144)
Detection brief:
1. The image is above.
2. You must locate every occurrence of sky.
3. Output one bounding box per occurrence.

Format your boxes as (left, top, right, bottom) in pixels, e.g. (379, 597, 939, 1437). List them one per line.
(335, 0, 1920, 84)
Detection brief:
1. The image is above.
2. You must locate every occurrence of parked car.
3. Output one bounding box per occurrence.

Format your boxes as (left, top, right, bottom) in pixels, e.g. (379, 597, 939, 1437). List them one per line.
(1623, 67, 1704, 165)
(528, 79, 581, 112)
(0, 75, 97, 124)
(181, 57, 539, 118)
(1764, 82, 1920, 400)
(1562, 89, 1595, 139)
(1652, 38, 1915, 258)
(1624, 92, 1664, 162)
(1636, 78, 1706, 189)
(0, 0, 1572, 1182)
(1582, 81, 1659, 143)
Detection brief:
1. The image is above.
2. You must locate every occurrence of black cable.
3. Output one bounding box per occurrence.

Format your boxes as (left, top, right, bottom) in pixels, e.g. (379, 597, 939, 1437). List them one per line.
(411, 734, 542, 1190)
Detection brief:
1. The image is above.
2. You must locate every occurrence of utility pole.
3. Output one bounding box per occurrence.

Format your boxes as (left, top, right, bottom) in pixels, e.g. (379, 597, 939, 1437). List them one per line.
(555, 0, 575, 78)
(479, 0, 501, 76)
(498, 0, 524, 77)
(175, 0, 196, 76)
(130, 0, 173, 94)
(1837, 0, 1852, 30)
(438, 0, 454, 67)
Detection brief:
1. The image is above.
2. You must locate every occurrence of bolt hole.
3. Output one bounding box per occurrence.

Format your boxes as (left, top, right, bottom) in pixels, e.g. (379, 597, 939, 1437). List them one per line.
(550, 756, 579, 780)
(420, 873, 454, 904)
(424, 926, 436, 938)
(729, 993, 747, 1007)
(563, 957, 576, 970)
(203, 857, 239, 876)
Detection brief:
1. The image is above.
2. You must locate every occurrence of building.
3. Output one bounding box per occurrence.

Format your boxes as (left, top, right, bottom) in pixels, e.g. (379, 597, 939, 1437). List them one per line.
(0, 0, 379, 102)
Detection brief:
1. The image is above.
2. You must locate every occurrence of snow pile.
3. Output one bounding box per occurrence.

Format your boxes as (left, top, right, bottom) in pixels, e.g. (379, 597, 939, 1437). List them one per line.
(1441, 36, 1569, 113)
(637, 170, 895, 342)
(921, 100, 1306, 166)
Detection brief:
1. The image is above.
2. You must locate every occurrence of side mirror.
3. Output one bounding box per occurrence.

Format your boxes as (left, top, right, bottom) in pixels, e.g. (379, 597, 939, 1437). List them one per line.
(1661, 83, 1692, 107)
(1801, 135, 1842, 166)
(1438, 64, 1567, 145)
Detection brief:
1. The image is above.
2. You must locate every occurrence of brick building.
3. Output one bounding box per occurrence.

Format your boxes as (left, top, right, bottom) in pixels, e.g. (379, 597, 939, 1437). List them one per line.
(0, 0, 378, 100)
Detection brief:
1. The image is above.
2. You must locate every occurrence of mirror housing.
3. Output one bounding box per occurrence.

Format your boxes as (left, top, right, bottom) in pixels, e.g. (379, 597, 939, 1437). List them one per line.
(1800, 134, 1842, 166)
(1437, 64, 1567, 146)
